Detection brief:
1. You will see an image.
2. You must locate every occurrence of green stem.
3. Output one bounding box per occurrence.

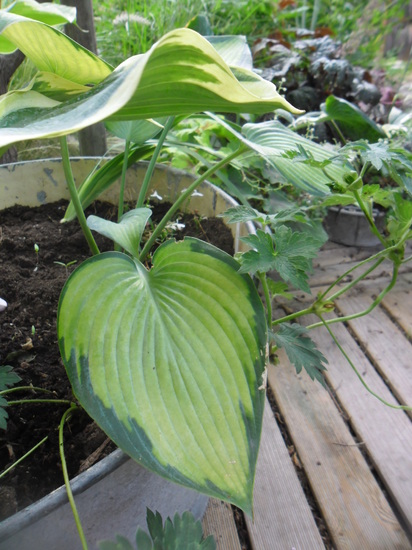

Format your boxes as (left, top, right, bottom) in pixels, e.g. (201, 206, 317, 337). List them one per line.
(118, 139, 131, 221)
(59, 404, 88, 550)
(60, 137, 100, 256)
(0, 436, 48, 480)
(272, 305, 315, 326)
(318, 315, 411, 411)
(0, 385, 57, 396)
(258, 272, 272, 326)
(139, 144, 248, 262)
(323, 257, 385, 303)
(330, 120, 347, 145)
(7, 399, 73, 406)
(183, 148, 250, 206)
(308, 263, 399, 330)
(136, 116, 175, 208)
(353, 189, 386, 246)
(402, 254, 412, 264)
(317, 245, 394, 302)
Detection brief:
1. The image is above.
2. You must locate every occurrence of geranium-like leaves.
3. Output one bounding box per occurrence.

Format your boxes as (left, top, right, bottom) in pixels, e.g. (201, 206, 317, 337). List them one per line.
(58, 238, 267, 514)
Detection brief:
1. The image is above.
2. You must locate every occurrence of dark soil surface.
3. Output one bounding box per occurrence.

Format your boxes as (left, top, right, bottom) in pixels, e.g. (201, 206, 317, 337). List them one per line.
(0, 199, 234, 521)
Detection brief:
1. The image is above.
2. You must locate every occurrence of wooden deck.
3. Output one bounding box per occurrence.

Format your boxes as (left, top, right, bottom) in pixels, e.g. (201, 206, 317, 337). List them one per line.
(202, 241, 412, 549)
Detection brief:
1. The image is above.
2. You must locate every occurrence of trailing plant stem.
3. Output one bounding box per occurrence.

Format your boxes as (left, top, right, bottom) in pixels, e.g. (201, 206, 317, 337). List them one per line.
(319, 315, 411, 411)
(316, 241, 402, 302)
(139, 144, 248, 262)
(0, 385, 56, 396)
(0, 436, 48, 480)
(308, 263, 399, 329)
(353, 189, 386, 247)
(7, 398, 73, 406)
(322, 257, 385, 303)
(136, 116, 175, 208)
(59, 403, 89, 550)
(60, 137, 100, 256)
(272, 305, 315, 326)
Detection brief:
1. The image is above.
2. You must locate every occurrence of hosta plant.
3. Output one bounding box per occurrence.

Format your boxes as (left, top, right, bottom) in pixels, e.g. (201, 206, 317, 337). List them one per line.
(0, 0, 300, 535)
(1, 3, 411, 549)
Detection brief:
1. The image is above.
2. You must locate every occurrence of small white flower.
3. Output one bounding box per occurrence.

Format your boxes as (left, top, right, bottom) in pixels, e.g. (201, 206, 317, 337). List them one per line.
(168, 221, 186, 231)
(0, 298, 7, 312)
(191, 190, 203, 197)
(150, 190, 163, 200)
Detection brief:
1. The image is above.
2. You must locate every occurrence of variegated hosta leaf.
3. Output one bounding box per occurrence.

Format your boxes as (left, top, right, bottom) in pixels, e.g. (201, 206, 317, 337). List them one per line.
(206, 114, 350, 196)
(0, 10, 112, 81)
(0, 22, 301, 149)
(4, 0, 76, 28)
(241, 121, 346, 195)
(58, 239, 267, 514)
(206, 35, 253, 70)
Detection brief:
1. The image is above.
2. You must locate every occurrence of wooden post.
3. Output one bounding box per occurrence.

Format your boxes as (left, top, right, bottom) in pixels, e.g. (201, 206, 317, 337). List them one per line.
(0, 0, 50, 163)
(0, 51, 25, 163)
(64, 0, 107, 157)
(0, 0, 106, 163)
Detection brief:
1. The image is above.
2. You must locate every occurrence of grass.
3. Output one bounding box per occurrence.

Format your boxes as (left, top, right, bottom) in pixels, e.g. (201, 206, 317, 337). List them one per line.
(93, 0, 279, 66)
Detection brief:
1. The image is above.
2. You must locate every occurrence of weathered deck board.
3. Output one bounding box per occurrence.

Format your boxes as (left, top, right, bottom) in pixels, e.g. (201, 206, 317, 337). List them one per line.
(307, 257, 399, 289)
(335, 291, 412, 409)
(312, 244, 381, 268)
(245, 401, 325, 550)
(268, 352, 411, 549)
(382, 275, 412, 338)
(309, 320, 412, 533)
(202, 500, 241, 550)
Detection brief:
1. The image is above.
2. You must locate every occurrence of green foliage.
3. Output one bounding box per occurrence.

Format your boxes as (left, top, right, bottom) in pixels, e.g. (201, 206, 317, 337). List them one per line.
(323, 96, 386, 143)
(341, 140, 412, 198)
(240, 227, 324, 293)
(0, 365, 21, 430)
(87, 208, 152, 257)
(0, 22, 299, 149)
(99, 509, 215, 550)
(387, 194, 412, 244)
(270, 324, 328, 386)
(222, 205, 306, 227)
(63, 145, 155, 222)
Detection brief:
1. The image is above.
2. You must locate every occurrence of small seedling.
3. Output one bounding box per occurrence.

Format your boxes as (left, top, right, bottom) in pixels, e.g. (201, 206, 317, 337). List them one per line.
(54, 260, 78, 275)
(34, 243, 39, 271)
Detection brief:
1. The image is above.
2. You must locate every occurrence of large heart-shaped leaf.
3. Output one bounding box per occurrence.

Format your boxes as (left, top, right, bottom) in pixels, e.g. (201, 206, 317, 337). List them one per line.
(58, 239, 267, 514)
